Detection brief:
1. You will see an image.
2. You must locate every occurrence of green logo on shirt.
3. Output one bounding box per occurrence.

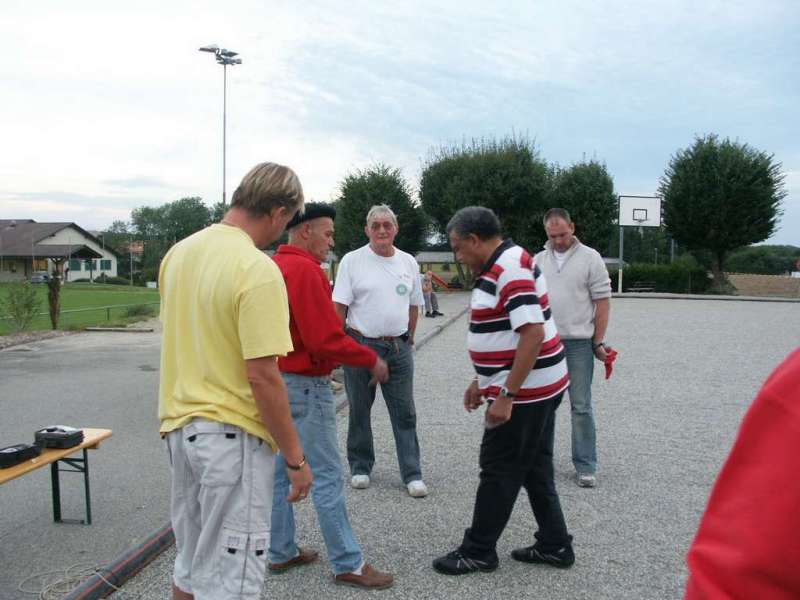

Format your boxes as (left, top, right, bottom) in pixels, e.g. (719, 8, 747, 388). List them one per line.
(396, 283, 409, 295)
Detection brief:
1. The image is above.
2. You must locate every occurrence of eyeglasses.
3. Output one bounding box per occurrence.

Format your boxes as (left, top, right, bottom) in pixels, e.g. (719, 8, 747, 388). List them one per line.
(368, 221, 396, 231)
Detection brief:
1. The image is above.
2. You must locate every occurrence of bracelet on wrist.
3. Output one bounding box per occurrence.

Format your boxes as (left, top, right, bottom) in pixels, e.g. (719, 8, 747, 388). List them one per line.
(286, 455, 307, 471)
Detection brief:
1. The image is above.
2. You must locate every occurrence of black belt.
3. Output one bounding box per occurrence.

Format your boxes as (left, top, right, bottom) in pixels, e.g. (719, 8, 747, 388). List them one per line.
(348, 327, 409, 343)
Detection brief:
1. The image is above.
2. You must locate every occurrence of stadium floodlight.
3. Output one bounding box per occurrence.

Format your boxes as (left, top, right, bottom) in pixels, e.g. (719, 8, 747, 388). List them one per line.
(198, 44, 242, 209)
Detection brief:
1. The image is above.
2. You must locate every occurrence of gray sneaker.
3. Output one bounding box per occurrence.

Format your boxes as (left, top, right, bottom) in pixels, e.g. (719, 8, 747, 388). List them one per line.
(577, 473, 596, 488)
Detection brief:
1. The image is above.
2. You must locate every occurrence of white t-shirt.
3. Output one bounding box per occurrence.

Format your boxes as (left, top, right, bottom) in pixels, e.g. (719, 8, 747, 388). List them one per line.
(554, 249, 568, 271)
(333, 244, 424, 337)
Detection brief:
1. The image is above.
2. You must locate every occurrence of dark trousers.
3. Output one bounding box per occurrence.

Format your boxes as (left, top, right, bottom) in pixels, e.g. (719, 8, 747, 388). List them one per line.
(460, 394, 570, 558)
(343, 333, 421, 483)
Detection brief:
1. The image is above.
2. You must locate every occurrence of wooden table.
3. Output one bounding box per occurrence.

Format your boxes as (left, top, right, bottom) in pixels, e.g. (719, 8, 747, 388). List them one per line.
(0, 428, 112, 524)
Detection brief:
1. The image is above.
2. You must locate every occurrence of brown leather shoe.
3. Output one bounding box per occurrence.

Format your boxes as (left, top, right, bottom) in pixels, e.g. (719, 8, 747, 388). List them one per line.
(269, 547, 319, 572)
(334, 563, 394, 590)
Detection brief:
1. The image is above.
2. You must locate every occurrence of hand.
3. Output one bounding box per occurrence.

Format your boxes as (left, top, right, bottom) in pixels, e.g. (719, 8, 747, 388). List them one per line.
(485, 395, 513, 428)
(285, 462, 313, 503)
(593, 343, 608, 361)
(463, 379, 484, 412)
(368, 357, 389, 385)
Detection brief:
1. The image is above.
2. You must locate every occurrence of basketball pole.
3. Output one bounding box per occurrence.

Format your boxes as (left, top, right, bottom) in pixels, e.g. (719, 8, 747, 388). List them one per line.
(618, 224, 624, 293)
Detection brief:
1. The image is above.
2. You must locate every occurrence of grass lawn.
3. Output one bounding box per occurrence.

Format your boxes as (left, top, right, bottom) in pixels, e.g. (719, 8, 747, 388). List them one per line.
(0, 282, 160, 335)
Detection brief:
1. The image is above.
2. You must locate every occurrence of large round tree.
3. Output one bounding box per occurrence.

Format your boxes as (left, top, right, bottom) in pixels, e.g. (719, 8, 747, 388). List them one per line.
(334, 164, 427, 256)
(420, 136, 550, 254)
(659, 135, 785, 289)
(548, 160, 617, 255)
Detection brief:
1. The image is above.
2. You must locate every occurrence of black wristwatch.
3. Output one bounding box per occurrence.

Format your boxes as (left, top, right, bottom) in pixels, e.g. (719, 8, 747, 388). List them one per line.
(592, 341, 606, 350)
(499, 385, 517, 398)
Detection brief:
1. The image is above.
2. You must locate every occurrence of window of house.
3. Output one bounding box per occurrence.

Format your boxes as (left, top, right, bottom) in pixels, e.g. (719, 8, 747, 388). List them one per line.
(100, 260, 112, 270)
(69, 259, 82, 271)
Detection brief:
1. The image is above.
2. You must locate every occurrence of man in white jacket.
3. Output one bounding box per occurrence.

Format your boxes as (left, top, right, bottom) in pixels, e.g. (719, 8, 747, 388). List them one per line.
(536, 208, 611, 488)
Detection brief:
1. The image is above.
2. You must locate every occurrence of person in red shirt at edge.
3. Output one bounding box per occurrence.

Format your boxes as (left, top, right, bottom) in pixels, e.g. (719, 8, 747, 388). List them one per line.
(269, 202, 394, 590)
(684, 348, 800, 600)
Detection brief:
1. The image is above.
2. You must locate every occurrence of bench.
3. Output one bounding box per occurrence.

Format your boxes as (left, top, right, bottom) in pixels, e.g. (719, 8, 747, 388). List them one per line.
(627, 281, 656, 293)
(0, 428, 112, 525)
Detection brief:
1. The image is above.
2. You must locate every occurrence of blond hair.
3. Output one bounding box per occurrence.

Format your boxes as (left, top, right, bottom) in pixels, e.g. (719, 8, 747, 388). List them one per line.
(231, 162, 304, 217)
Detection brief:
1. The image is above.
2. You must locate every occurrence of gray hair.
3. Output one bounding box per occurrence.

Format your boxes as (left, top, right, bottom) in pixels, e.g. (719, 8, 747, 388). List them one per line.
(543, 207, 572, 226)
(446, 206, 501, 241)
(366, 204, 398, 227)
(231, 162, 305, 217)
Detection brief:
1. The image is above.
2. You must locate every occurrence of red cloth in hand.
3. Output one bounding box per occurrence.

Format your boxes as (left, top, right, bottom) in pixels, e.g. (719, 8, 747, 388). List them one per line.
(604, 347, 618, 379)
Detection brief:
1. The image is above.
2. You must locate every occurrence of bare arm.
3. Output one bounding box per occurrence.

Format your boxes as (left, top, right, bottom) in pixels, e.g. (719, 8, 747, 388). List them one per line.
(246, 356, 311, 501)
(592, 298, 611, 359)
(334, 302, 348, 327)
(408, 305, 420, 344)
(486, 323, 545, 426)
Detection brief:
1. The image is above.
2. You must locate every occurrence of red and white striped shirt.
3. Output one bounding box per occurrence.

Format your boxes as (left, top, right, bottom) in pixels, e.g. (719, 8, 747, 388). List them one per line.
(468, 240, 569, 404)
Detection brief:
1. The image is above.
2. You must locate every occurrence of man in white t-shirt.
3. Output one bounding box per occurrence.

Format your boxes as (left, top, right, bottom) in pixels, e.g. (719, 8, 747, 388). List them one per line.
(333, 204, 428, 498)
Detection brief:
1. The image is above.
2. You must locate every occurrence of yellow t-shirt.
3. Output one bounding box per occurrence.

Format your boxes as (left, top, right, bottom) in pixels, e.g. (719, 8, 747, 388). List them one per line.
(158, 224, 292, 450)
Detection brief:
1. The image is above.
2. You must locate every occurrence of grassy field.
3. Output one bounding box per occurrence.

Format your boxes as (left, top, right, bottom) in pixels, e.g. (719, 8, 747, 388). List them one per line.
(0, 282, 160, 335)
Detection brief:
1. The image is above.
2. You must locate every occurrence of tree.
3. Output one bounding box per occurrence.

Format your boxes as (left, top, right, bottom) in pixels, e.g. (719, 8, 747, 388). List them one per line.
(726, 244, 800, 275)
(659, 135, 786, 289)
(210, 201, 226, 223)
(2, 282, 41, 332)
(420, 136, 550, 254)
(548, 160, 617, 255)
(129, 197, 212, 281)
(334, 164, 427, 256)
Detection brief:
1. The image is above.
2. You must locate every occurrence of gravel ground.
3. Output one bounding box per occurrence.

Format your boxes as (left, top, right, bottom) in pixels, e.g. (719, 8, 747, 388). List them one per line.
(0, 293, 467, 600)
(118, 297, 799, 600)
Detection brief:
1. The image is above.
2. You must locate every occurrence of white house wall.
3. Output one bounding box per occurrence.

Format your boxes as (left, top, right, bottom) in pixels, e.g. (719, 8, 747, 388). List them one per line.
(39, 227, 118, 281)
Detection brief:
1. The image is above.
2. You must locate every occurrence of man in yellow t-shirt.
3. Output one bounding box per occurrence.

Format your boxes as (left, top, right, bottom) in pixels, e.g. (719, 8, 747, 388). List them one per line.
(159, 162, 312, 600)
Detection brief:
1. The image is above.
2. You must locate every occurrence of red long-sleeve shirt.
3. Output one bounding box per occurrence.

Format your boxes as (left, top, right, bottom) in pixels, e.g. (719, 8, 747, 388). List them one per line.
(273, 244, 377, 376)
(684, 348, 800, 600)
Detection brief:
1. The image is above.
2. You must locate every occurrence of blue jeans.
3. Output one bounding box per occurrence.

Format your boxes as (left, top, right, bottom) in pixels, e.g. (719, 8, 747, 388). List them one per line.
(269, 374, 363, 575)
(344, 334, 422, 484)
(562, 339, 597, 475)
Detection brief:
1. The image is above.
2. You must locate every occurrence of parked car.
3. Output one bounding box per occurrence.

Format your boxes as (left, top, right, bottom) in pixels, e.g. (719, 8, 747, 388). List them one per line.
(29, 271, 50, 283)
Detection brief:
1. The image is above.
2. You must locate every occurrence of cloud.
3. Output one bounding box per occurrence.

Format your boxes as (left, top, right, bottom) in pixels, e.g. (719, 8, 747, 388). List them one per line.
(0, 0, 798, 246)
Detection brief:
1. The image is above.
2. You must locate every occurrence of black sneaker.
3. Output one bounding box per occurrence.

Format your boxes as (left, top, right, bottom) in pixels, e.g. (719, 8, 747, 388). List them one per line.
(432, 549, 498, 575)
(511, 542, 574, 568)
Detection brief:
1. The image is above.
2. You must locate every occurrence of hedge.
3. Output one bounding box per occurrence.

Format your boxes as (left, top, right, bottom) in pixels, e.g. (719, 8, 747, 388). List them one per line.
(609, 263, 712, 294)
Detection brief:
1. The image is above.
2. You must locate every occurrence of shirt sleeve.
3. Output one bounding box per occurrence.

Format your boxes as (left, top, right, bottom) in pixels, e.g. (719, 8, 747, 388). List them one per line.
(409, 257, 425, 306)
(237, 264, 293, 360)
(332, 254, 353, 306)
(588, 251, 612, 300)
(499, 264, 545, 331)
(684, 350, 800, 600)
(290, 265, 377, 368)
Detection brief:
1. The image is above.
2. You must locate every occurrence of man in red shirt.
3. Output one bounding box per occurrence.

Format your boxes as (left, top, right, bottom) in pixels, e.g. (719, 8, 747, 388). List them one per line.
(684, 348, 800, 599)
(269, 203, 394, 590)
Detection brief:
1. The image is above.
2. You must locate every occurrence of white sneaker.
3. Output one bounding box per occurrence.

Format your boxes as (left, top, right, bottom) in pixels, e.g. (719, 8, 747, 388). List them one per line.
(406, 480, 428, 498)
(351, 474, 370, 489)
(577, 473, 597, 488)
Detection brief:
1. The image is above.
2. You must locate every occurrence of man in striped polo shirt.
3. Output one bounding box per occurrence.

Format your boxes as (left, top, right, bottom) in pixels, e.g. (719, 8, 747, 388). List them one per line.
(433, 206, 574, 576)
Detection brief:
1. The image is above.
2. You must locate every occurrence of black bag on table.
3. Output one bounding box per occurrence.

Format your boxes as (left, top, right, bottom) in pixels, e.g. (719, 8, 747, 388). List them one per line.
(0, 443, 42, 468)
(34, 426, 84, 449)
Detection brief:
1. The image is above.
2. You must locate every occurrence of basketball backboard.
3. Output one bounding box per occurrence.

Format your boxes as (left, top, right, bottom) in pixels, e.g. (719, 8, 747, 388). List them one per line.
(619, 196, 661, 227)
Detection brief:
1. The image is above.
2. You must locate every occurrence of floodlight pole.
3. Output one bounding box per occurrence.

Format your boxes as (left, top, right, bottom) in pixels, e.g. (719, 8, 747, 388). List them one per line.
(199, 45, 242, 210)
(222, 62, 227, 208)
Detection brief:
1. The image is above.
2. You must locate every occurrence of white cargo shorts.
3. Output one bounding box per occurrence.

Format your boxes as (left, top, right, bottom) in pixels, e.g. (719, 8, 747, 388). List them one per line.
(165, 419, 275, 600)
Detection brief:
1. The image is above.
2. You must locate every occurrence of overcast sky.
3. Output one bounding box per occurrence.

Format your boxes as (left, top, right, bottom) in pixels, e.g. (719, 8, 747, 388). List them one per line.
(1, 0, 798, 245)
